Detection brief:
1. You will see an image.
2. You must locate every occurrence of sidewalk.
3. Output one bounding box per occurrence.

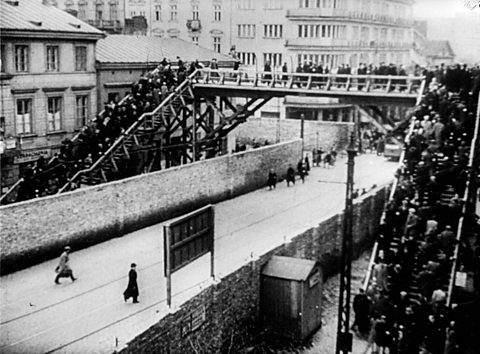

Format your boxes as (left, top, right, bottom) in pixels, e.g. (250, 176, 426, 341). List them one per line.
(0, 154, 397, 354)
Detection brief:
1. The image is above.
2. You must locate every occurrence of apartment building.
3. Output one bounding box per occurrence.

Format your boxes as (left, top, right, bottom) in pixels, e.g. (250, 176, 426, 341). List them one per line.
(0, 0, 104, 191)
(117, 0, 414, 71)
(48, 0, 125, 33)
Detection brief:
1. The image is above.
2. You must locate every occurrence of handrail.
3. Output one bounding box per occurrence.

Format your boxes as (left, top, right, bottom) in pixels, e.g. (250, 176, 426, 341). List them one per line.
(57, 69, 199, 193)
(362, 116, 417, 291)
(446, 94, 480, 308)
(0, 178, 23, 204)
(70, 67, 162, 143)
(198, 68, 425, 82)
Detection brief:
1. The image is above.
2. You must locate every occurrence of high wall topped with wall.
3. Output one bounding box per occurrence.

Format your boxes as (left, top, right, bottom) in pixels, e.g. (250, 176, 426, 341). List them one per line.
(0, 140, 302, 275)
(118, 185, 389, 354)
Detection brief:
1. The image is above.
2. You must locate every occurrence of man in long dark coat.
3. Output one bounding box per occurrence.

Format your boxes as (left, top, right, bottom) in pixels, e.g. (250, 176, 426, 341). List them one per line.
(123, 263, 139, 303)
(55, 246, 76, 284)
(353, 288, 371, 336)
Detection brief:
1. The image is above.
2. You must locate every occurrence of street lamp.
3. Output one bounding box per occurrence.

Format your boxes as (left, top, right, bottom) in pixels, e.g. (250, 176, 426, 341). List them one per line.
(335, 133, 356, 354)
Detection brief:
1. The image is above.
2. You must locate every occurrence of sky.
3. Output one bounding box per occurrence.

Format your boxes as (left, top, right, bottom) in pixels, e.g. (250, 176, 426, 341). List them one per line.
(413, 0, 479, 18)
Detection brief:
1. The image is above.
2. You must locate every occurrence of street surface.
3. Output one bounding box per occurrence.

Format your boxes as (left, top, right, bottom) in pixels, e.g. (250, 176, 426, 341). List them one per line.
(0, 153, 397, 354)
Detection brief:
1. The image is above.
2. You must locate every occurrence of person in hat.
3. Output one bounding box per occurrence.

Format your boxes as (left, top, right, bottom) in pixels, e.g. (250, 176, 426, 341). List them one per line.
(54, 246, 76, 284)
(123, 263, 139, 303)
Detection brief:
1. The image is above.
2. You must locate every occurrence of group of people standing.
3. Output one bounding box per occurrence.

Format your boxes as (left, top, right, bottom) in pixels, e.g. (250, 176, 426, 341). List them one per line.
(12, 57, 217, 204)
(352, 69, 479, 353)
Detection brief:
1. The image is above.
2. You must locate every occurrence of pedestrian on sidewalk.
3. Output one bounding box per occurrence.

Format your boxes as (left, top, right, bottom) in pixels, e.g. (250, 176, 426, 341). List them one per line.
(267, 169, 277, 190)
(353, 288, 371, 337)
(123, 263, 139, 303)
(54, 246, 77, 284)
(297, 160, 306, 183)
(286, 166, 295, 187)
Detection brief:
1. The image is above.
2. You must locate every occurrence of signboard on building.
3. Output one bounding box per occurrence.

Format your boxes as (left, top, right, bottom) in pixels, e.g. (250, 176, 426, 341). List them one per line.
(14, 149, 50, 164)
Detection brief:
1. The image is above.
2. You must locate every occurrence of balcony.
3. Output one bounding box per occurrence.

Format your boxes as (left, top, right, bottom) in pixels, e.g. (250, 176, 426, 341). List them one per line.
(87, 19, 122, 33)
(285, 38, 348, 48)
(286, 8, 348, 18)
(186, 19, 201, 32)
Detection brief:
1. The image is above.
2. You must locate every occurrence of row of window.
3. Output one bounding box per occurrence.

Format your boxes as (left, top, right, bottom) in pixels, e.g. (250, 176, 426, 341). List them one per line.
(236, 52, 284, 67)
(134, 4, 222, 22)
(298, 24, 347, 39)
(351, 26, 407, 42)
(237, 24, 284, 39)
(11, 45, 87, 73)
(15, 95, 89, 135)
(297, 51, 405, 67)
(76, 3, 118, 22)
(299, 0, 345, 8)
(237, 0, 284, 10)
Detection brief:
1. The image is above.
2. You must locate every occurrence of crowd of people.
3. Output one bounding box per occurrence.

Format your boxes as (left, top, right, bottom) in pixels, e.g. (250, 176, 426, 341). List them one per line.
(12, 57, 212, 203)
(352, 74, 479, 353)
(7, 61, 480, 205)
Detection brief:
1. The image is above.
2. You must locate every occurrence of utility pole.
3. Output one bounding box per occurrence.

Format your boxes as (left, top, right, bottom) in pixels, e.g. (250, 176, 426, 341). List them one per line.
(300, 113, 305, 157)
(336, 133, 356, 354)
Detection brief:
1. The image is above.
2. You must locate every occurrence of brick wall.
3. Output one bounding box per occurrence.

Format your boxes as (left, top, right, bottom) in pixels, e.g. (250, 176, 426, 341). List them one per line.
(0, 140, 302, 274)
(232, 117, 355, 152)
(118, 185, 389, 354)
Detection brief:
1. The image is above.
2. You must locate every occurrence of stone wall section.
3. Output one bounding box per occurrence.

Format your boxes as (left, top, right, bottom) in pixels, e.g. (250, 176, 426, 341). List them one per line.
(233, 118, 355, 152)
(118, 186, 389, 354)
(0, 140, 302, 274)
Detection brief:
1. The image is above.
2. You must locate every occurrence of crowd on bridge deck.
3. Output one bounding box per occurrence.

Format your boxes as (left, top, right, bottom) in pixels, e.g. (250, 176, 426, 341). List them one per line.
(8, 62, 480, 205)
(12, 57, 219, 203)
(351, 79, 479, 353)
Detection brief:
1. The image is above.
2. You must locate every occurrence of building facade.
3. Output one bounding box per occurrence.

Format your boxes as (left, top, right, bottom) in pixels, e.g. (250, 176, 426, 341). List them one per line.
(0, 0, 104, 192)
(49, 0, 125, 33)
(118, 0, 414, 71)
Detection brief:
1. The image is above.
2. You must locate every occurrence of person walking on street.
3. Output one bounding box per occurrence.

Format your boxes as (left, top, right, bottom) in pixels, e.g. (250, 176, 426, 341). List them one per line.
(286, 166, 295, 187)
(55, 246, 76, 284)
(123, 263, 139, 303)
(297, 160, 306, 183)
(267, 169, 277, 190)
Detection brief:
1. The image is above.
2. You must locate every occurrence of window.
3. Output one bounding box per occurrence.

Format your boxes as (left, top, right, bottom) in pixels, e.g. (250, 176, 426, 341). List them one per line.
(75, 46, 87, 71)
(107, 92, 119, 104)
(1, 45, 6, 72)
(264, 0, 283, 9)
(213, 37, 221, 53)
(139, 11, 145, 16)
(213, 4, 221, 21)
(95, 4, 103, 20)
(237, 0, 254, 10)
(263, 53, 282, 67)
(78, 3, 86, 19)
(47, 97, 62, 132)
(192, 36, 199, 44)
(192, 5, 199, 20)
(155, 5, 161, 21)
(130, 11, 136, 16)
(15, 45, 29, 72)
(75, 95, 89, 128)
(264, 24, 283, 38)
(238, 52, 256, 65)
(109, 3, 117, 21)
(299, 0, 310, 7)
(16, 98, 32, 134)
(46, 46, 59, 72)
(237, 24, 256, 38)
(170, 5, 177, 21)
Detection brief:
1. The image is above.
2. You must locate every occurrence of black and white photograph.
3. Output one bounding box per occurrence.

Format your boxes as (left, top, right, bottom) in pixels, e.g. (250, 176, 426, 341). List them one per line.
(0, 0, 479, 353)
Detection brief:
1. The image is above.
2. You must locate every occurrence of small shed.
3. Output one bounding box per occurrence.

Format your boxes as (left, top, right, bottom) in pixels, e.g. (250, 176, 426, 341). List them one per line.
(261, 256, 323, 342)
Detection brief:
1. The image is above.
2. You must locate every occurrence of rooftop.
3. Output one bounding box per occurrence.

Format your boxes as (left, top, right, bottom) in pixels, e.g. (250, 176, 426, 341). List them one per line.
(262, 256, 318, 282)
(96, 35, 236, 66)
(0, 0, 104, 39)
